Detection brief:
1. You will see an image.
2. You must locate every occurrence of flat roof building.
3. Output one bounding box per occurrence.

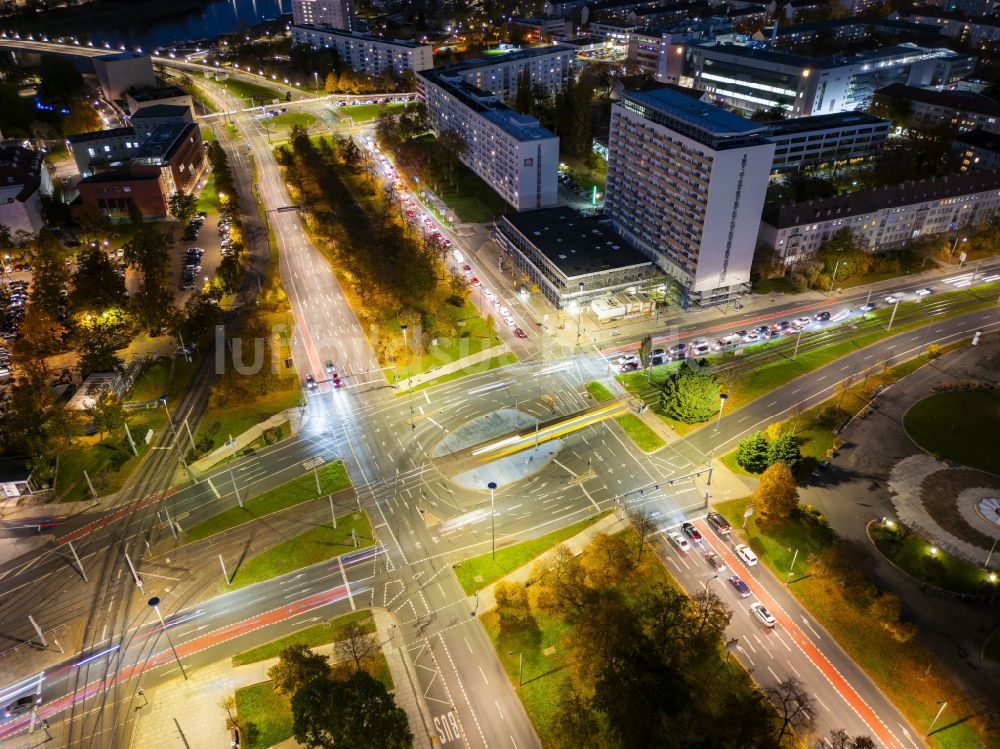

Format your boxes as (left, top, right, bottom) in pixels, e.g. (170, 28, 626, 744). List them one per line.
(760, 170, 1000, 260)
(67, 127, 141, 176)
(605, 87, 775, 305)
(953, 129, 1000, 173)
(874, 82, 1000, 134)
(125, 85, 194, 115)
(291, 26, 434, 75)
(432, 46, 575, 105)
(0, 144, 52, 235)
(765, 111, 891, 172)
(418, 69, 559, 211)
(92, 52, 157, 100)
(128, 104, 194, 134)
(491, 206, 660, 309)
(292, 0, 355, 31)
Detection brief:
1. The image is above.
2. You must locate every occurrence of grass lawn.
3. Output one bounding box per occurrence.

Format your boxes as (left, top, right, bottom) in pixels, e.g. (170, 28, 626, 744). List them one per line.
(233, 611, 375, 666)
(714, 497, 988, 749)
(387, 301, 502, 380)
(341, 101, 406, 122)
(200, 126, 215, 143)
(751, 275, 800, 295)
(219, 76, 287, 105)
(235, 681, 292, 749)
(560, 152, 606, 193)
(184, 461, 352, 542)
(226, 511, 373, 591)
(585, 380, 614, 402)
(453, 513, 608, 595)
(615, 413, 665, 453)
(194, 379, 301, 460)
(267, 112, 316, 130)
(870, 522, 999, 595)
(196, 168, 218, 214)
(903, 389, 1000, 474)
(407, 352, 518, 392)
(984, 628, 1000, 663)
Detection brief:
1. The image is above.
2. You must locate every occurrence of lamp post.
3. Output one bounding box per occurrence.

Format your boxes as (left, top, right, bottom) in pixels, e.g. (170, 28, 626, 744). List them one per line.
(715, 393, 729, 432)
(401, 325, 414, 428)
(575, 281, 584, 345)
(948, 235, 967, 263)
(148, 597, 187, 680)
(829, 259, 841, 292)
(488, 481, 497, 561)
(927, 700, 948, 737)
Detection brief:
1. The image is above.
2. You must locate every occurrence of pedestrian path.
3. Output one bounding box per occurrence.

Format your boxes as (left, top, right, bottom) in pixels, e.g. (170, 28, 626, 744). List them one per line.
(393, 344, 511, 394)
(190, 406, 304, 474)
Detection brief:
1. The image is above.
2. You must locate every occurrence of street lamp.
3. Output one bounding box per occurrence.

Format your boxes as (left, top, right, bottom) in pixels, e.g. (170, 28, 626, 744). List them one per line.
(715, 393, 729, 432)
(948, 235, 967, 263)
(575, 282, 584, 345)
(829, 259, 841, 292)
(701, 574, 719, 591)
(401, 325, 414, 428)
(148, 596, 188, 680)
(927, 700, 948, 737)
(488, 481, 497, 560)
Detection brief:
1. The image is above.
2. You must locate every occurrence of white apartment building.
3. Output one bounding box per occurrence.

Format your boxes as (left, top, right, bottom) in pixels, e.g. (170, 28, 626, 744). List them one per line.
(760, 171, 1000, 261)
(605, 87, 775, 305)
(291, 26, 434, 75)
(765, 111, 891, 172)
(875, 83, 1000, 134)
(291, 0, 355, 30)
(434, 46, 575, 105)
(418, 70, 559, 211)
(687, 42, 976, 117)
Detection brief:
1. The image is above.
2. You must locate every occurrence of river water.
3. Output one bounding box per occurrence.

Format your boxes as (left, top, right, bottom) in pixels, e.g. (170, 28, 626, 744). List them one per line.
(84, 0, 291, 50)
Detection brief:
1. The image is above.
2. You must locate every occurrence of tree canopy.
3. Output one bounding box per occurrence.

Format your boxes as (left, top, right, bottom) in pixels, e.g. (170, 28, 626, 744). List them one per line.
(660, 361, 721, 423)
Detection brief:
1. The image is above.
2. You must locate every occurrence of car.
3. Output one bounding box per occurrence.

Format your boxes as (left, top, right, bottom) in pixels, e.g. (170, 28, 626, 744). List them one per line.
(915, 287, 933, 296)
(332, 376, 344, 388)
(681, 522, 702, 542)
(792, 317, 811, 328)
(492, 297, 501, 307)
(667, 531, 690, 552)
(813, 310, 831, 322)
(754, 325, 771, 337)
(620, 362, 639, 373)
(668, 343, 687, 356)
(482, 288, 493, 297)
(734, 544, 758, 566)
(499, 306, 510, 317)
(5, 694, 40, 717)
(705, 551, 727, 573)
(451, 249, 464, 263)
(885, 295, 901, 304)
(514, 328, 527, 339)
(406, 210, 414, 218)
(443, 239, 453, 247)
(325, 360, 337, 375)
(706, 512, 731, 535)
(175, 345, 195, 357)
(750, 602, 776, 628)
(741, 331, 759, 343)
(728, 575, 751, 597)
(471, 277, 481, 287)
(304, 374, 317, 390)
(504, 316, 516, 327)
(775, 320, 791, 331)
(858, 303, 877, 312)
(617, 354, 640, 366)
(462, 265, 472, 274)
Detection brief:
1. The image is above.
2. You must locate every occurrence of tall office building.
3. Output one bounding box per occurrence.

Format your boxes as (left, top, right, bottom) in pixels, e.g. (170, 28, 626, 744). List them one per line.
(605, 87, 775, 305)
(291, 0, 355, 31)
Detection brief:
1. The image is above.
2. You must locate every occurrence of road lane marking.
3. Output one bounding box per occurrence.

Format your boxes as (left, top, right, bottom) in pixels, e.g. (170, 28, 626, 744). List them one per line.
(479, 665, 489, 685)
(206, 478, 221, 499)
(339, 558, 356, 610)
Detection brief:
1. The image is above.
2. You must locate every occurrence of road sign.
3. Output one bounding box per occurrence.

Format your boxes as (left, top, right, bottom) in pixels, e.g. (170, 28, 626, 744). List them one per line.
(743, 505, 754, 518)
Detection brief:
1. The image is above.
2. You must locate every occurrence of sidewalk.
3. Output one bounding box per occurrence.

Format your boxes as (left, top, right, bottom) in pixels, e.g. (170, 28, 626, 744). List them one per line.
(393, 344, 510, 394)
(190, 406, 304, 474)
(473, 511, 627, 612)
(372, 607, 433, 749)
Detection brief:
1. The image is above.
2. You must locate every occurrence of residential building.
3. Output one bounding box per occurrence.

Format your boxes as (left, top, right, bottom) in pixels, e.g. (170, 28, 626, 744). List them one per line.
(128, 104, 194, 134)
(953, 129, 1000, 172)
(905, 7, 1000, 48)
(765, 111, 891, 172)
(0, 457, 35, 499)
(543, 0, 588, 17)
(605, 87, 775, 305)
(0, 143, 52, 235)
(418, 69, 559, 211)
(587, 20, 639, 42)
(77, 169, 170, 219)
(757, 17, 943, 48)
(125, 85, 194, 115)
(560, 35, 612, 54)
(92, 52, 157, 100)
(627, 19, 732, 82)
(759, 170, 1000, 260)
(781, 0, 827, 21)
(510, 16, 575, 40)
(291, 0, 355, 30)
(491, 206, 660, 309)
(290, 26, 433, 75)
(874, 83, 1000, 133)
(67, 127, 141, 176)
(687, 41, 976, 116)
(431, 46, 575, 104)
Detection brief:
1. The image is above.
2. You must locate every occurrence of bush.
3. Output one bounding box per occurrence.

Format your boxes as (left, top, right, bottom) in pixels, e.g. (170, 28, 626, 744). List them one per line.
(735, 432, 769, 473)
(767, 434, 802, 472)
(659, 362, 720, 424)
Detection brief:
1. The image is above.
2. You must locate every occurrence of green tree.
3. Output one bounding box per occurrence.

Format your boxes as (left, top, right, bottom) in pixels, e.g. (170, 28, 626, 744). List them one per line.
(70, 246, 128, 314)
(87, 389, 125, 440)
(494, 580, 532, 627)
(752, 462, 800, 527)
(291, 671, 411, 749)
(550, 687, 600, 749)
(735, 432, 770, 473)
(77, 312, 126, 375)
(168, 192, 198, 225)
(659, 361, 720, 423)
(324, 71, 338, 93)
(267, 644, 331, 698)
(27, 230, 70, 320)
(123, 224, 170, 284)
(767, 433, 801, 472)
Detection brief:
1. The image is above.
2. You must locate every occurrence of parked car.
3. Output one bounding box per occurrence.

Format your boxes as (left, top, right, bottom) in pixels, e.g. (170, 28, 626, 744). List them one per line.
(813, 310, 831, 322)
(705, 551, 726, 573)
(514, 328, 528, 339)
(915, 287, 933, 296)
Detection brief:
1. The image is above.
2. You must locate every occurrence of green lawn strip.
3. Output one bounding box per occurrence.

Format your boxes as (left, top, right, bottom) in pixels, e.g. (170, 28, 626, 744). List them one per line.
(585, 380, 614, 402)
(219, 76, 287, 105)
(903, 389, 1000, 474)
(227, 512, 373, 591)
(235, 681, 293, 749)
(714, 498, 987, 749)
(200, 126, 215, 143)
(184, 461, 351, 543)
(453, 513, 608, 595)
(233, 611, 375, 666)
(341, 101, 406, 122)
(984, 628, 1000, 663)
(405, 352, 518, 393)
(869, 522, 998, 595)
(268, 112, 316, 129)
(387, 300, 502, 380)
(241, 420, 291, 456)
(194, 380, 301, 460)
(615, 413, 665, 453)
(196, 168, 218, 214)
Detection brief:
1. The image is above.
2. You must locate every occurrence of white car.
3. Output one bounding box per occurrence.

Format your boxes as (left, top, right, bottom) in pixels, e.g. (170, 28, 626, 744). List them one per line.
(885, 294, 901, 304)
(451, 249, 464, 264)
(504, 316, 516, 327)
(792, 317, 812, 328)
(668, 531, 691, 552)
(483, 288, 494, 298)
(734, 544, 758, 566)
(499, 307, 510, 317)
(750, 602, 776, 628)
(915, 288, 933, 296)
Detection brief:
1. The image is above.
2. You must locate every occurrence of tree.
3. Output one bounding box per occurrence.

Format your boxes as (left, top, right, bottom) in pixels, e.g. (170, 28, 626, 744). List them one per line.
(70, 246, 128, 314)
(291, 671, 411, 749)
(767, 433, 802, 472)
(735, 432, 770, 473)
(77, 311, 126, 375)
(581, 532, 634, 588)
(752, 462, 799, 527)
(824, 728, 877, 749)
(514, 68, 533, 114)
(630, 509, 657, 563)
(494, 580, 532, 627)
(763, 421, 784, 442)
(169, 192, 198, 225)
(87, 389, 125, 440)
(437, 129, 466, 187)
(691, 588, 732, 639)
(550, 686, 600, 749)
(324, 71, 338, 93)
(530, 545, 589, 614)
(123, 224, 170, 284)
(766, 678, 815, 743)
(267, 644, 331, 698)
(334, 622, 379, 672)
(659, 361, 720, 423)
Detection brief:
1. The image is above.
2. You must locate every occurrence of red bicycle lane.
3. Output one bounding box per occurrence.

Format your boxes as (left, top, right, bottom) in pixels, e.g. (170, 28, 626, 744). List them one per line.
(696, 520, 909, 749)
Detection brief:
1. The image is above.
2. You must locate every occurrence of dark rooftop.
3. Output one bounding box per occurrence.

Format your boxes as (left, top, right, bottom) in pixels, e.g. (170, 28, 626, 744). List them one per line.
(954, 128, 1000, 152)
(67, 127, 135, 145)
(764, 170, 1000, 228)
(134, 123, 196, 161)
(127, 85, 188, 103)
(502, 207, 652, 279)
(129, 104, 192, 120)
(624, 86, 766, 137)
(78, 169, 162, 184)
(876, 83, 1000, 116)
(0, 144, 44, 202)
(766, 111, 890, 137)
(0, 456, 32, 484)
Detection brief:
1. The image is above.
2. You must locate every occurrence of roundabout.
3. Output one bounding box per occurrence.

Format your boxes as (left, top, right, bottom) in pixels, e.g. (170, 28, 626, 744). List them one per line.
(902, 389, 1000, 475)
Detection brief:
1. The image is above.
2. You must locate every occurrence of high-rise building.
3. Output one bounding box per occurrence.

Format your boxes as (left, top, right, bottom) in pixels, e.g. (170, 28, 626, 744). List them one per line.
(430, 46, 575, 105)
(291, 27, 434, 76)
(605, 87, 775, 305)
(291, 0, 355, 31)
